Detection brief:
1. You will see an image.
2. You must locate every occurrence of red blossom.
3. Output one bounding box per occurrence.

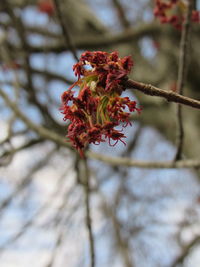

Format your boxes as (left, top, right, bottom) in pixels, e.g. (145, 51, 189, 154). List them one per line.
(61, 51, 140, 156)
(106, 130, 126, 146)
(154, 0, 200, 29)
(38, 0, 55, 16)
(61, 90, 74, 104)
(121, 56, 134, 72)
(110, 51, 119, 62)
(73, 62, 84, 78)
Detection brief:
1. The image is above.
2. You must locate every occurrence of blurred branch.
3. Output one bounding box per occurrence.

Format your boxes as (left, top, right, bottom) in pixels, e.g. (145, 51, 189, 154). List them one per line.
(101, 195, 133, 267)
(44, 183, 77, 267)
(0, 88, 72, 149)
(1, 88, 200, 168)
(3, 1, 33, 90)
(31, 67, 74, 84)
(0, 147, 56, 217)
(45, 226, 65, 267)
(0, 165, 69, 251)
(0, 138, 43, 167)
(82, 158, 95, 267)
(9, 22, 200, 54)
(0, 8, 62, 130)
(171, 235, 200, 267)
(175, 0, 193, 160)
(112, 0, 131, 29)
(10, 23, 161, 53)
(88, 151, 200, 169)
(0, 67, 74, 85)
(105, 125, 142, 184)
(52, 0, 79, 61)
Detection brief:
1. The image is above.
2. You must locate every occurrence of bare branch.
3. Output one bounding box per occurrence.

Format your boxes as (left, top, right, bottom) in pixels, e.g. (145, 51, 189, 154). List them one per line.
(1, 88, 200, 169)
(0, 148, 55, 217)
(82, 158, 95, 267)
(100, 194, 133, 267)
(112, 0, 131, 29)
(0, 138, 43, 167)
(126, 79, 200, 109)
(9, 23, 161, 53)
(175, 0, 193, 160)
(87, 151, 200, 169)
(0, 166, 68, 251)
(52, 0, 79, 61)
(171, 235, 200, 267)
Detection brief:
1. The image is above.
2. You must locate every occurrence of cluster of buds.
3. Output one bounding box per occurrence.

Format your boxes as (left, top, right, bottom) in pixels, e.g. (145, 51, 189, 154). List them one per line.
(154, 0, 200, 29)
(60, 51, 140, 156)
(37, 0, 55, 16)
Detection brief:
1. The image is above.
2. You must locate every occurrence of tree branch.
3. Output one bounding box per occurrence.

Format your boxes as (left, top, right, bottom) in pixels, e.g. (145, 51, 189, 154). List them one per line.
(171, 235, 200, 267)
(126, 79, 200, 109)
(87, 151, 200, 169)
(52, 0, 79, 61)
(82, 158, 95, 267)
(1, 87, 200, 169)
(9, 23, 161, 53)
(175, 0, 193, 160)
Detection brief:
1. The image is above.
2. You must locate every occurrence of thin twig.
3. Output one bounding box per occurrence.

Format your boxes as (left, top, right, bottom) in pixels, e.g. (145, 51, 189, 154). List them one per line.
(0, 167, 68, 251)
(82, 158, 95, 267)
(0, 148, 55, 218)
(52, 0, 79, 61)
(9, 23, 162, 53)
(126, 79, 200, 109)
(87, 151, 200, 169)
(174, 0, 193, 160)
(44, 185, 77, 267)
(4, 1, 33, 90)
(112, 0, 130, 29)
(102, 198, 133, 267)
(3, 2, 60, 130)
(0, 139, 43, 167)
(171, 235, 200, 267)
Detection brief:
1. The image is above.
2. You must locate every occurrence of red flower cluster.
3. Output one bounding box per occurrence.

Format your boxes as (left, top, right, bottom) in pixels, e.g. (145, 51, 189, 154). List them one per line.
(154, 0, 200, 29)
(61, 51, 140, 156)
(38, 0, 55, 16)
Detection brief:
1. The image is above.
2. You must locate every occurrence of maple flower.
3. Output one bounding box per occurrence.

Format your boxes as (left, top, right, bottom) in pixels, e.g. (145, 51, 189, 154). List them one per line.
(38, 0, 55, 16)
(61, 51, 141, 156)
(154, 0, 200, 29)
